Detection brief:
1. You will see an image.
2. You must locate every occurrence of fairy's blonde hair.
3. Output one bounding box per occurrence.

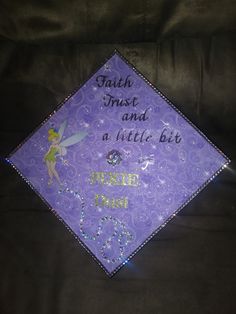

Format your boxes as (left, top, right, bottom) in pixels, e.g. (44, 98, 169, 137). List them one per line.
(48, 128, 59, 142)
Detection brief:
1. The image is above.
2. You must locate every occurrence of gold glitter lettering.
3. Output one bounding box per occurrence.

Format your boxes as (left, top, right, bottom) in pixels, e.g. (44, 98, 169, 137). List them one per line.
(90, 171, 139, 187)
(95, 194, 128, 208)
(90, 172, 105, 184)
(127, 173, 139, 187)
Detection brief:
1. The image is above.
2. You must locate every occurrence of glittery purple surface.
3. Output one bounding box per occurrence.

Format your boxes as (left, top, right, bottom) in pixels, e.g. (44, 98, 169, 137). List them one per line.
(8, 51, 230, 276)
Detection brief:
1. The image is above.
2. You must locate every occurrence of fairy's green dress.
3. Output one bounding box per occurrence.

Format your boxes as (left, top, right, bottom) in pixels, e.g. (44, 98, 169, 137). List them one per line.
(44, 146, 59, 162)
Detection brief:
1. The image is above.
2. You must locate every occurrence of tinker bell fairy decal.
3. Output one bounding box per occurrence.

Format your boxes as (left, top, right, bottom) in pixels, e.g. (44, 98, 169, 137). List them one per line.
(43, 120, 87, 186)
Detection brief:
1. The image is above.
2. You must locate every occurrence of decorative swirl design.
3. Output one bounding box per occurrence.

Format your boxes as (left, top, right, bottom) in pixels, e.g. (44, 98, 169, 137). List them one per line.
(59, 187, 133, 264)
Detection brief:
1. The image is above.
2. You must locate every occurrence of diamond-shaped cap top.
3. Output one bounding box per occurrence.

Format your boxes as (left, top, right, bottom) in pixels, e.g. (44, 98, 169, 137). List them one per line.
(8, 51, 229, 276)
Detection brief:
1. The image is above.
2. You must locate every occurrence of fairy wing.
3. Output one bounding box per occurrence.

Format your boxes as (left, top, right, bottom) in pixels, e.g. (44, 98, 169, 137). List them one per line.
(58, 120, 67, 141)
(60, 131, 87, 148)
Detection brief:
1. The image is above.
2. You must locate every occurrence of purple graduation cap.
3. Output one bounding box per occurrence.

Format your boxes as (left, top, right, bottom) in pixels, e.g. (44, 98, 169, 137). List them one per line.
(7, 51, 230, 276)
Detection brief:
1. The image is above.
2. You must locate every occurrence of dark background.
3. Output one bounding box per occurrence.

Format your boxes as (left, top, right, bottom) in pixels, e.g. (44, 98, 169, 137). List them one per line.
(0, 1, 236, 313)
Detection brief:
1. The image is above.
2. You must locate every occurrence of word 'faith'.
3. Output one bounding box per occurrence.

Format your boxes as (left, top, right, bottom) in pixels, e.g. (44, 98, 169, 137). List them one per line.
(96, 75, 133, 88)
